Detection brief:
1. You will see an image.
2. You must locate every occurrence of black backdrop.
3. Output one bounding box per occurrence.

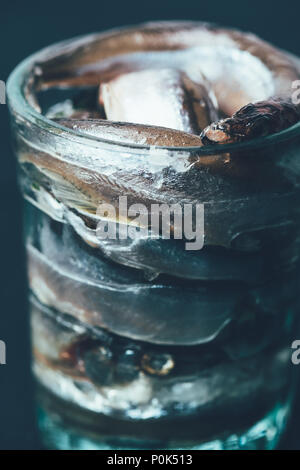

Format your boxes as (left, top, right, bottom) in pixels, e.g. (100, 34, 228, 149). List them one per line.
(1, 0, 300, 450)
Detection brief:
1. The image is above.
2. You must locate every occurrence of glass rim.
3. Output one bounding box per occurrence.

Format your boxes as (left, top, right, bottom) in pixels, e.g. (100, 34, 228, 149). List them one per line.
(7, 35, 300, 156)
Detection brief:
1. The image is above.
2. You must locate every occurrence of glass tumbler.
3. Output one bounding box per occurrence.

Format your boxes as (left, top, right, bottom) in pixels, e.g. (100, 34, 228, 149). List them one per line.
(7, 32, 300, 450)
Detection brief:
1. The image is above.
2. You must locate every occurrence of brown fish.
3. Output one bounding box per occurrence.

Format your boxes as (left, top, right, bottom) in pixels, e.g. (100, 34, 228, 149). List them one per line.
(201, 98, 300, 145)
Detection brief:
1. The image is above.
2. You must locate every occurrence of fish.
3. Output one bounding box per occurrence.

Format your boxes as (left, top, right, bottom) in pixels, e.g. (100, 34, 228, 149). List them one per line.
(201, 98, 300, 144)
(99, 68, 218, 133)
(32, 21, 299, 119)
(55, 117, 204, 146)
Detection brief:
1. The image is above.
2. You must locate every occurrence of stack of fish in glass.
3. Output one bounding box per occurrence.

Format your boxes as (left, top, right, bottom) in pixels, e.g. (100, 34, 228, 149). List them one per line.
(7, 21, 300, 449)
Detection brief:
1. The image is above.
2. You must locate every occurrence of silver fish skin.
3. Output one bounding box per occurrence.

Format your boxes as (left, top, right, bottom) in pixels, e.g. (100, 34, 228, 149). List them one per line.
(56, 117, 204, 147)
(99, 68, 218, 133)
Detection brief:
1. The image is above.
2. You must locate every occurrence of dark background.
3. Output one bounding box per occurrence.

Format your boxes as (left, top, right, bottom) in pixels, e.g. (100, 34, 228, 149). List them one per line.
(1, 0, 300, 450)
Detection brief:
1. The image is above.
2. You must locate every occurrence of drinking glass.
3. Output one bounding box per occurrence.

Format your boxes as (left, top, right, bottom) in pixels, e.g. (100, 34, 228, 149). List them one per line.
(7, 30, 300, 450)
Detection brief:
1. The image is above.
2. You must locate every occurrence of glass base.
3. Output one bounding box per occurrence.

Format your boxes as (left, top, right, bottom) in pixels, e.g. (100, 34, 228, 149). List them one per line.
(37, 401, 290, 450)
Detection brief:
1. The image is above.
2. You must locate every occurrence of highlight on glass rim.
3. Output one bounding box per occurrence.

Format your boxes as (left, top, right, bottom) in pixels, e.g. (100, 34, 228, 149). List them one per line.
(2, 0, 300, 453)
